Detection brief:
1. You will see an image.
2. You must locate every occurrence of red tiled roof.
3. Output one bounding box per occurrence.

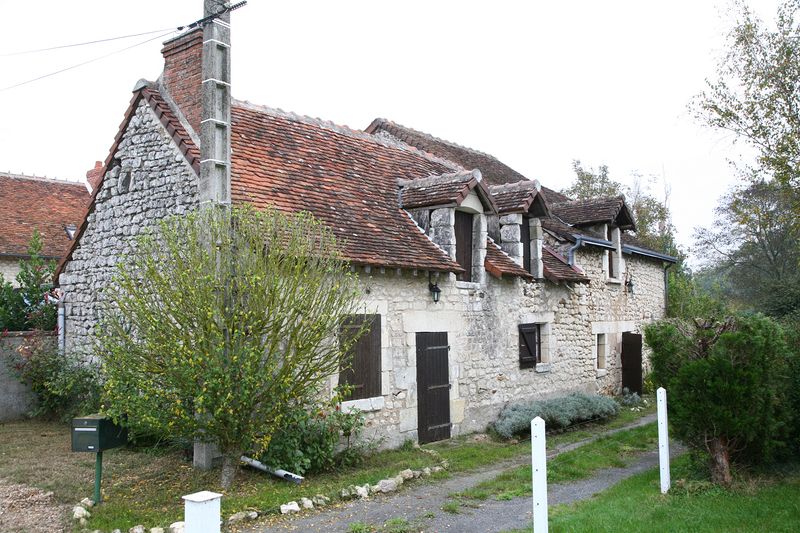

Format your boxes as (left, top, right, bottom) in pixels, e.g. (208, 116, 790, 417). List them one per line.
(489, 181, 550, 217)
(551, 196, 635, 230)
(230, 102, 464, 272)
(0, 173, 88, 260)
(542, 246, 589, 283)
(398, 170, 496, 213)
(484, 238, 533, 280)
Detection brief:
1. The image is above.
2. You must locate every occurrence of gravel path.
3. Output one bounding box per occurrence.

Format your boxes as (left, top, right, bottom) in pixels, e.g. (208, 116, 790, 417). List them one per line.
(241, 413, 662, 532)
(0, 478, 69, 533)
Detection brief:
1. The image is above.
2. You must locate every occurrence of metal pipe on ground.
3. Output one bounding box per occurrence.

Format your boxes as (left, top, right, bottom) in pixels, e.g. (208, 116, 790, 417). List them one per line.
(240, 455, 304, 484)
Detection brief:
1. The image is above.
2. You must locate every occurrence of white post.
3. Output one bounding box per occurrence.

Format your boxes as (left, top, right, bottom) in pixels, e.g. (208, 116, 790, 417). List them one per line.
(657, 387, 670, 494)
(531, 416, 548, 533)
(183, 490, 222, 533)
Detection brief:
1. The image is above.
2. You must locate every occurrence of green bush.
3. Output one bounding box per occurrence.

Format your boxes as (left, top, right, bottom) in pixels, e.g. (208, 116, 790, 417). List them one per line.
(493, 392, 619, 439)
(0, 231, 57, 332)
(257, 393, 368, 475)
(12, 335, 101, 422)
(645, 314, 793, 483)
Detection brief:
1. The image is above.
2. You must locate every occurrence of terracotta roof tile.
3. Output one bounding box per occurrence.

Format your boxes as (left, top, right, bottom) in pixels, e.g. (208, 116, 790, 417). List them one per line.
(399, 171, 477, 209)
(542, 246, 589, 283)
(489, 180, 550, 217)
(551, 196, 635, 229)
(484, 238, 533, 280)
(230, 102, 463, 272)
(0, 173, 88, 260)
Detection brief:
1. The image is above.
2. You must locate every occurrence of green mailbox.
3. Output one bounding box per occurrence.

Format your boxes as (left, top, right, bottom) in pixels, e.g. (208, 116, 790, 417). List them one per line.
(72, 415, 128, 452)
(71, 415, 127, 504)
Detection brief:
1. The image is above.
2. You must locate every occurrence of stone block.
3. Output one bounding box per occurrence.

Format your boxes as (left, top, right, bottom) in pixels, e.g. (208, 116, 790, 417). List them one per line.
(500, 224, 521, 243)
(398, 408, 417, 432)
(499, 213, 523, 225)
(430, 208, 454, 227)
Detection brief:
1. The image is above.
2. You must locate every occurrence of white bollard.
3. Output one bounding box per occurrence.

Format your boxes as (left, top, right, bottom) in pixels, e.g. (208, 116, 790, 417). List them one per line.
(531, 416, 549, 533)
(657, 387, 670, 494)
(183, 490, 222, 533)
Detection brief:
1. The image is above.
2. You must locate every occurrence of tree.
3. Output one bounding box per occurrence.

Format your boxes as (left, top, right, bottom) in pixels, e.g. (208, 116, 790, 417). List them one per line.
(646, 315, 792, 485)
(99, 206, 364, 488)
(694, 179, 799, 314)
(0, 231, 57, 331)
(560, 160, 624, 200)
(693, 0, 800, 191)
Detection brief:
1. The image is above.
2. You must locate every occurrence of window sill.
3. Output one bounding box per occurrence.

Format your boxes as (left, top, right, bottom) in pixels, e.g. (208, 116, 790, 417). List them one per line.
(535, 363, 551, 373)
(455, 281, 481, 290)
(341, 396, 384, 413)
(606, 278, 622, 285)
(596, 369, 608, 378)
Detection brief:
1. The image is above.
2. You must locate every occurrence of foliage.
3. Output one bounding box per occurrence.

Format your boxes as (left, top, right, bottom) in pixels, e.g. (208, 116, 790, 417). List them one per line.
(12, 334, 101, 421)
(99, 205, 363, 487)
(645, 315, 793, 484)
(0, 231, 57, 331)
(693, 180, 799, 315)
(561, 160, 624, 200)
(693, 0, 800, 191)
(257, 391, 368, 476)
(619, 388, 642, 407)
(666, 267, 730, 319)
(493, 392, 619, 438)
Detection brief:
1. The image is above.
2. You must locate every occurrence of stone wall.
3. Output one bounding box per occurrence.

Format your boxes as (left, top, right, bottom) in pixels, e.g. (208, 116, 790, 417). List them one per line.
(0, 332, 55, 421)
(331, 246, 667, 447)
(58, 100, 199, 353)
(0, 258, 19, 286)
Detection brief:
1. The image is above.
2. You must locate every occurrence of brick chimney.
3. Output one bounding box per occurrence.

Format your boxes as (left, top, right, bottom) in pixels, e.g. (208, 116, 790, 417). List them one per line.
(86, 161, 103, 193)
(160, 28, 204, 134)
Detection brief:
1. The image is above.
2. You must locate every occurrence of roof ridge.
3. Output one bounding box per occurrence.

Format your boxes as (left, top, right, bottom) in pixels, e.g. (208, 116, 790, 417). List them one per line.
(232, 100, 463, 172)
(553, 194, 624, 206)
(489, 179, 541, 192)
(371, 118, 504, 161)
(398, 169, 478, 188)
(0, 172, 85, 187)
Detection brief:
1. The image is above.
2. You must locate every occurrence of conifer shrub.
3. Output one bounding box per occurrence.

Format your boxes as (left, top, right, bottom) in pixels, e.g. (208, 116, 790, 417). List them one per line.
(493, 392, 619, 438)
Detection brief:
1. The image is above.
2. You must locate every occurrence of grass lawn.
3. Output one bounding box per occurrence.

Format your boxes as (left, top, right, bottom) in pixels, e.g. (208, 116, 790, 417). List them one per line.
(454, 422, 658, 501)
(0, 400, 654, 531)
(544, 455, 800, 532)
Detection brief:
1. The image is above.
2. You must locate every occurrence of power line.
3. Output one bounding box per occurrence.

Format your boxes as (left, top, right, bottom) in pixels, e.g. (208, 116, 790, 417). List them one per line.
(0, 28, 178, 57)
(0, 30, 176, 93)
(0, 1, 247, 93)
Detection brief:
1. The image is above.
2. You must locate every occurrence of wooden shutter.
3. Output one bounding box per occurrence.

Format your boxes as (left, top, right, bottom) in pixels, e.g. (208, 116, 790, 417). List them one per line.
(607, 226, 616, 278)
(454, 211, 473, 282)
(339, 314, 381, 400)
(521, 218, 531, 274)
(518, 323, 541, 368)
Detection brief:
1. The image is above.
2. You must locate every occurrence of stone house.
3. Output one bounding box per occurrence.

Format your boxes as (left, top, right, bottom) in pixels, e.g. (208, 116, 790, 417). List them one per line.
(0, 172, 88, 287)
(56, 15, 675, 447)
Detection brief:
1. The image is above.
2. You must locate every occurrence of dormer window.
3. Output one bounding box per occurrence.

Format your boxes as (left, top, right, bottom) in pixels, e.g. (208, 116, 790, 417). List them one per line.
(64, 224, 77, 240)
(455, 210, 474, 282)
(607, 226, 616, 279)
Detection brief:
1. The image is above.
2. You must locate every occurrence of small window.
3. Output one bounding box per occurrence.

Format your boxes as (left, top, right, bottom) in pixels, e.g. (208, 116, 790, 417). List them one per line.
(455, 210, 474, 282)
(519, 323, 541, 368)
(607, 226, 616, 279)
(339, 314, 381, 400)
(596, 333, 607, 370)
(521, 217, 532, 274)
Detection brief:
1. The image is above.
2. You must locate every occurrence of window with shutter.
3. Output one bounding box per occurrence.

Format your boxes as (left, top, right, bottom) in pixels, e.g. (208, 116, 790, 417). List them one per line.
(339, 314, 381, 400)
(454, 210, 474, 282)
(518, 323, 541, 369)
(521, 217, 531, 274)
(607, 226, 617, 279)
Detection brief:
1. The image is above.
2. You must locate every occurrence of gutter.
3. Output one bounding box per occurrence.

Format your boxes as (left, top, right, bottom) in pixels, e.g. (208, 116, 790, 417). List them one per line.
(621, 244, 678, 263)
(567, 235, 615, 265)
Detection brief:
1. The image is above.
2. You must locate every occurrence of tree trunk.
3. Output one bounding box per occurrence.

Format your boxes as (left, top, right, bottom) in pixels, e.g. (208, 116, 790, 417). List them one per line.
(708, 437, 732, 486)
(220, 452, 240, 489)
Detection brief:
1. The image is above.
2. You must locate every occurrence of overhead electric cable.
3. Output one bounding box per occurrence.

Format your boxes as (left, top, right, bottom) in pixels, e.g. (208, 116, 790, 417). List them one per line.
(0, 28, 178, 57)
(0, 30, 176, 93)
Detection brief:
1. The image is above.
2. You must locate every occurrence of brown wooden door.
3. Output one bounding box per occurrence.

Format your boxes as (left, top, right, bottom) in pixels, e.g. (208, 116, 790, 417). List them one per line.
(454, 211, 473, 281)
(621, 332, 643, 395)
(416, 332, 451, 443)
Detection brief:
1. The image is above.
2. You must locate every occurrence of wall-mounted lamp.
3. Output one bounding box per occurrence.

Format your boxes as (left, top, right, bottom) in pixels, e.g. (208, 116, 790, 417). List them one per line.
(625, 276, 634, 294)
(428, 273, 442, 303)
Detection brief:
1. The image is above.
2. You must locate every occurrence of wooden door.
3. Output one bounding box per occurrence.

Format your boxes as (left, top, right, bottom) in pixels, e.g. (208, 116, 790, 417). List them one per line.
(416, 331, 451, 443)
(621, 332, 643, 395)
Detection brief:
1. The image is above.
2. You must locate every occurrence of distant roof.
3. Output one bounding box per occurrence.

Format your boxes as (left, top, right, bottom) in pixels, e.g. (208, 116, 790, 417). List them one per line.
(0, 173, 88, 260)
(230, 101, 464, 272)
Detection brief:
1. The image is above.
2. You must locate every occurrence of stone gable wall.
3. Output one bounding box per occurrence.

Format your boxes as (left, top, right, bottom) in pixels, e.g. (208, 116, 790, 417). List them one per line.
(58, 100, 199, 353)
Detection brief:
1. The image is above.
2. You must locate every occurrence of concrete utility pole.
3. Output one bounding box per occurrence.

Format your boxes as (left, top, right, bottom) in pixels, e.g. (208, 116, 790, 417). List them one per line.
(199, 0, 232, 208)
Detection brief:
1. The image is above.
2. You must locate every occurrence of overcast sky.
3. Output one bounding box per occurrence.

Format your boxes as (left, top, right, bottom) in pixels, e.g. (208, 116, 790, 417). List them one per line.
(0, 1, 784, 260)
